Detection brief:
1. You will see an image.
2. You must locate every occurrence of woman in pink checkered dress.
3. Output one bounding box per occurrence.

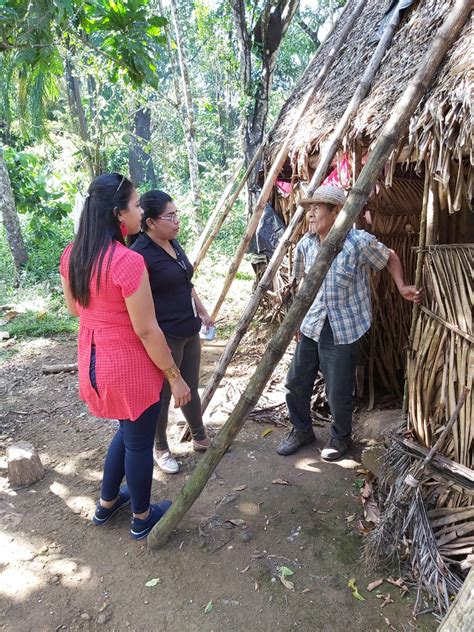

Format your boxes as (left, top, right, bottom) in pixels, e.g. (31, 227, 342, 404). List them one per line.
(60, 173, 190, 540)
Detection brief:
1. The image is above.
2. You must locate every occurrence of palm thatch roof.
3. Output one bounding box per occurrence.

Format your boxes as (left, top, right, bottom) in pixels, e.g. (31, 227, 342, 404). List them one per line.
(267, 0, 472, 210)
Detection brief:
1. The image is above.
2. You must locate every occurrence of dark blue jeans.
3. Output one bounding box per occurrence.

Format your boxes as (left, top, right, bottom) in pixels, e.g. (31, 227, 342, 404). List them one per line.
(90, 347, 160, 514)
(285, 320, 357, 440)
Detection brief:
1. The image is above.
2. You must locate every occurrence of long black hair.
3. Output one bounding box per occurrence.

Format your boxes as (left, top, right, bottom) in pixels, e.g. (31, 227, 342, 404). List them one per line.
(140, 190, 173, 231)
(69, 173, 134, 306)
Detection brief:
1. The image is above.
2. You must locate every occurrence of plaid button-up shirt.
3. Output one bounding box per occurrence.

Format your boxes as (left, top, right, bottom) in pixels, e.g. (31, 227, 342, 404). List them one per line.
(293, 229, 390, 344)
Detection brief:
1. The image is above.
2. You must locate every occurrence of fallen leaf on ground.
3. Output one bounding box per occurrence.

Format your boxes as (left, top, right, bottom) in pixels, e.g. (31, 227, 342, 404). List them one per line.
(345, 514, 356, 523)
(240, 566, 250, 573)
(386, 576, 409, 595)
(279, 576, 294, 591)
(302, 588, 311, 594)
(348, 578, 365, 601)
(367, 578, 384, 592)
(272, 479, 290, 486)
(204, 601, 214, 614)
(376, 593, 393, 608)
(357, 520, 374, 535)
(226, 518, 246, 527)
(254, 582, 259, 591)
(363, 500, 381, 524)
(260, 428, 273, 438)
(278, 566, 294, 577)
(233, 485, 247, 492)
(145, 578, 161, 587)
(2, 310, 20, 323)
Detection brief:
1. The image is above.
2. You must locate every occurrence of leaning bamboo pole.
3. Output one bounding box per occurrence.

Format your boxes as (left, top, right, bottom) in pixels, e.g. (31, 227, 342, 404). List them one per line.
(201, 0, 407, 411)
(208, 0, 367, 322)
(192, 151, 263, 270)
(147, 0, 472, 549)
(190, 158, 244, 268)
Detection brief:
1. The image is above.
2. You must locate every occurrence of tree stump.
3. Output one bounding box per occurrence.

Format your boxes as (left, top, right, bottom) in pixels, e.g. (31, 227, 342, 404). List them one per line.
(7, 442, 45, 488)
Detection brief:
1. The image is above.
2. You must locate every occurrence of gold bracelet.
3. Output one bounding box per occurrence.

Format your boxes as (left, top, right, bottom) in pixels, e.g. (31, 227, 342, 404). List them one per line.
(164, 363, 181, 383)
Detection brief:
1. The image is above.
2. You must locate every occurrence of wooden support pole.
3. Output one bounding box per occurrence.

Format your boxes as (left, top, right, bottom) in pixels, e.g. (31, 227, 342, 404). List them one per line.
(402, 169, 430, 414)
(438, 567, 474, 631)
(201, 0, 406, 412)
(208, 0, 367, 322)
(190, 158, 244, 268)
(147, 0, 472, 548)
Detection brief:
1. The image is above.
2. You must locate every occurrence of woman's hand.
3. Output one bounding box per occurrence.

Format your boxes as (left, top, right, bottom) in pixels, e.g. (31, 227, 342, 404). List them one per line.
(170, 375, 191, 408)
(200, 311, 214, 329)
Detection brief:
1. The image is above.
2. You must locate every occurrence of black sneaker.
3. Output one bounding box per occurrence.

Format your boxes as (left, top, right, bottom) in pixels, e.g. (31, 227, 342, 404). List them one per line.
(130, 501, 172, 540)
(277, 428, 316, 456)
(321, 436, 348, 461)
(92, 486, 131, 526)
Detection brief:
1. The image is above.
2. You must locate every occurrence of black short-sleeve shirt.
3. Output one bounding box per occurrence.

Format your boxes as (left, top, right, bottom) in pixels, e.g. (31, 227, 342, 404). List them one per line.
(131, 233, 201, 339)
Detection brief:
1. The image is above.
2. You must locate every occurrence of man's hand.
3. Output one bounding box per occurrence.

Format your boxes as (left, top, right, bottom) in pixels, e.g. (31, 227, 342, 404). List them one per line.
(294, 329, 301, 343)
(399, 285, 423, 304)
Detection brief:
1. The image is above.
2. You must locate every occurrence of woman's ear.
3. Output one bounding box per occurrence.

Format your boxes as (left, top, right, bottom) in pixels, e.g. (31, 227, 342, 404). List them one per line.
(145, 217, 154, 230)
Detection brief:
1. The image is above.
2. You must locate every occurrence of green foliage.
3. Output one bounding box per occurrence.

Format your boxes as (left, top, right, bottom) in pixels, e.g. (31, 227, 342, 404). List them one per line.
(0, 0, 334, 308)
(5, 308, 78, 338)
(0, 282, 77, 339)
(3, 146, 73, 244)
(81, 0, 168, 86)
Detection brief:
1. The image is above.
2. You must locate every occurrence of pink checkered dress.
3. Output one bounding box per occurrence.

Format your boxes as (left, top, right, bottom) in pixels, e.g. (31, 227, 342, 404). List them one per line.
(60, 242, 164, 421)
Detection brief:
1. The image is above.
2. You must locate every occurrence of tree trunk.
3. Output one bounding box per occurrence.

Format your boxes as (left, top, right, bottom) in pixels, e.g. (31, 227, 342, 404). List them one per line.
(230, 0, 299, 216)
(147, 0, 472, 548)
(169, 0, 201, 224)
(64, 55, 96, 178)
(0, 149, 28, 272)
(129, 106, 157, 187)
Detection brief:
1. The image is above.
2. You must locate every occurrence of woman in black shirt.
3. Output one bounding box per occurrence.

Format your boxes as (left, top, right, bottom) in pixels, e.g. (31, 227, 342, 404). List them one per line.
(131, 191, 212, 473)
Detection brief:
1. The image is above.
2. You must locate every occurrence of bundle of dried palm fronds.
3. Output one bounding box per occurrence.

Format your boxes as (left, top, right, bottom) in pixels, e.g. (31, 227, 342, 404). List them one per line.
(364, 244, 473, 616)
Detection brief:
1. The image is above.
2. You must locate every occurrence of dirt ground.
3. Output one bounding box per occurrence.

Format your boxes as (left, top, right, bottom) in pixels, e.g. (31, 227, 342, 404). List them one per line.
(0, 335, 436, 632)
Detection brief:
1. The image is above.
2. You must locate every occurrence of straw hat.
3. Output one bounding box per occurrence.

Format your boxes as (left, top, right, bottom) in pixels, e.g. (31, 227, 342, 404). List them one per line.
(300, 185, 346, 207)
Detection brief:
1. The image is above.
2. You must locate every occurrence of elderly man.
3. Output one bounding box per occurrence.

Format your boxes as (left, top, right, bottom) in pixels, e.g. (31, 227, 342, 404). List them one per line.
(277, 185, 421, 461)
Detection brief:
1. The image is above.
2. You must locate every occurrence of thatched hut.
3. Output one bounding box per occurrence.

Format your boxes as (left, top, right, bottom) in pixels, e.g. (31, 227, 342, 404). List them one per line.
(263, 0, 473, 617)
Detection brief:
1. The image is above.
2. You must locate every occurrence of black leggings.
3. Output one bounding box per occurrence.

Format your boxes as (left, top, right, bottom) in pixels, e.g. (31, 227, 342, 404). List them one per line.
(155, 333, 206, 450)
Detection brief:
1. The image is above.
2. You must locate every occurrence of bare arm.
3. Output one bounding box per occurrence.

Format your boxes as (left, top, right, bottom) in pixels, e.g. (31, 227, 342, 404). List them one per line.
(61, 276, 79, 317)
(192, 288, 213, 327)
(125, 271, 191, 407)
(386, 249, 423, 304)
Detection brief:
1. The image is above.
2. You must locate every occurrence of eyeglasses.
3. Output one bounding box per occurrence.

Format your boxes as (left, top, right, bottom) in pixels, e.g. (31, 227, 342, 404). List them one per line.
(157, 213, 179, 223)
